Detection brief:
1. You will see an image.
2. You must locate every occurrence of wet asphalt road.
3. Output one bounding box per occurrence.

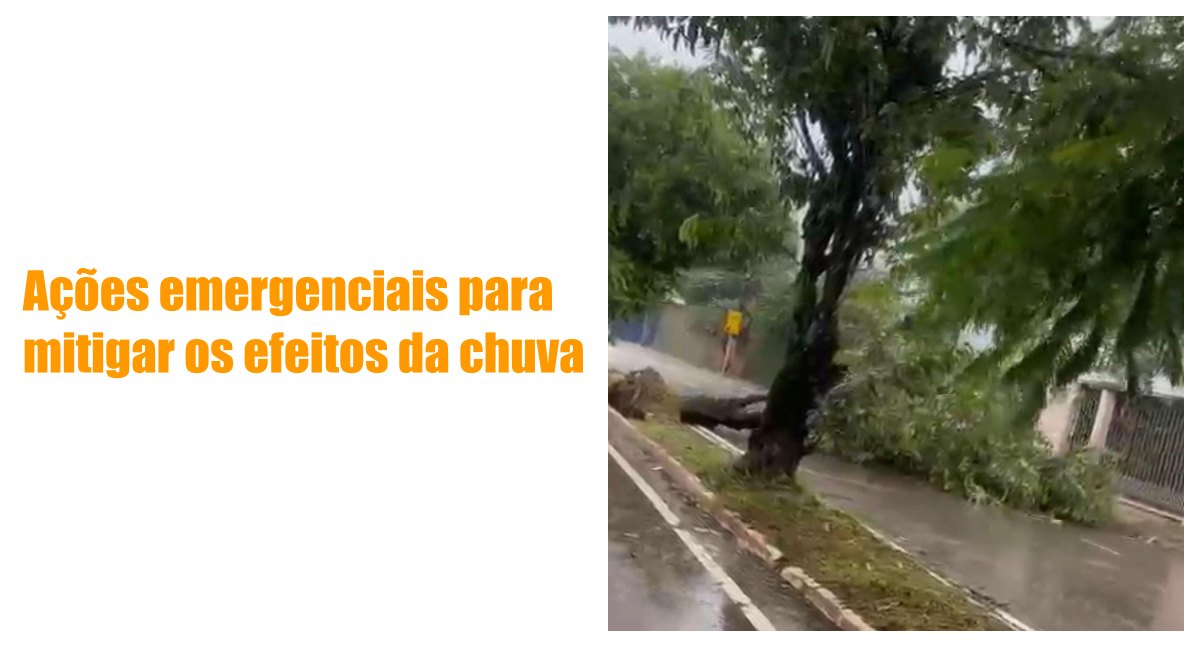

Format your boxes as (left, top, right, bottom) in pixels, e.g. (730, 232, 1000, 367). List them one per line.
(608, 457, 754, 630)
(610, 341, 1186, 631)
(608, 412, 835, 631)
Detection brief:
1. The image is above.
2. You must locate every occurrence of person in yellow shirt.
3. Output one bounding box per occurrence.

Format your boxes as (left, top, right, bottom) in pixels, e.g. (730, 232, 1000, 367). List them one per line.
(720, 278, 763, 377)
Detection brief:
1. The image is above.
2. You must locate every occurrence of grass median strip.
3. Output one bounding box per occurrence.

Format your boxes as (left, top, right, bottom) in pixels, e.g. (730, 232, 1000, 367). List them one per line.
(638, 419, 1008, 631)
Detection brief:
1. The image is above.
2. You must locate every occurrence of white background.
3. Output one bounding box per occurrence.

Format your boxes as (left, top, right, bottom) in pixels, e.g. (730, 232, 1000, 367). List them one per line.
(1, 3, 605, 644)
(1, 3, 1196, 643)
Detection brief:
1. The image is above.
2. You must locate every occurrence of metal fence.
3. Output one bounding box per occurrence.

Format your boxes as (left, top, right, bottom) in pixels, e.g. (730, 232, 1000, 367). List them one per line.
(1107, 392, 1184, 515)
(1066, 385, 1184, 515)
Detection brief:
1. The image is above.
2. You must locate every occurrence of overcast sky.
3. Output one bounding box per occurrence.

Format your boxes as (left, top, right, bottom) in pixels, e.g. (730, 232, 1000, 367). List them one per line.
(610, 18, 1112, 75)
(608, 23, 706, 68)
(608, 22, 977, 76)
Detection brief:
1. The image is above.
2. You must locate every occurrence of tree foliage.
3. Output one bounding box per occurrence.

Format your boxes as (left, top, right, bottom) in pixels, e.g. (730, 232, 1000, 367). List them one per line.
(906, 17, 1183, 410)
(615, 16, 1182, 476)
(618, 17, 1005, 475)
(608, 53, 788, 320)
(817, 279, 1118, 525)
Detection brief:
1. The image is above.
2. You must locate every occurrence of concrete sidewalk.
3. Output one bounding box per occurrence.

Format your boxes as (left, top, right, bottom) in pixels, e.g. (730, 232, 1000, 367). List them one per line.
(609, 341, 1184, 630)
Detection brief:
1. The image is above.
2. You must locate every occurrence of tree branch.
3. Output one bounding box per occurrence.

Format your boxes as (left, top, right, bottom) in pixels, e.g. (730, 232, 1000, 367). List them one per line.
(986, 28, 1146, 81)
(796, 116, 828, 180)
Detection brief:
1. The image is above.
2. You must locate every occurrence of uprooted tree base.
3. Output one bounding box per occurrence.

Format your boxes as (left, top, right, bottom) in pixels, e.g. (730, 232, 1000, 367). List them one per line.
(608, 368, 679, 420)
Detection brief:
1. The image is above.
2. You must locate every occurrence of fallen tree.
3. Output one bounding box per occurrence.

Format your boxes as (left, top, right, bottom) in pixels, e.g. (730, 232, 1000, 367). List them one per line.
(608, 367, 766, 428)
(677, 393, 765, 429)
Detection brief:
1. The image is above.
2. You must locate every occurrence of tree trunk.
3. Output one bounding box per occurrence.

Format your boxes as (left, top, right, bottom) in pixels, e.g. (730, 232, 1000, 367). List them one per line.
(678, 393, 765, 428)
(736, 132, 871, 478)
(736, 297, 842, 477)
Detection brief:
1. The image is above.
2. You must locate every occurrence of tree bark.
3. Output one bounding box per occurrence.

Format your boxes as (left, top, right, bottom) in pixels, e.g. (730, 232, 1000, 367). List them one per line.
(736, 290, 843, 476)
(736, 130, 872, 478)
(678, 393, 765, 428)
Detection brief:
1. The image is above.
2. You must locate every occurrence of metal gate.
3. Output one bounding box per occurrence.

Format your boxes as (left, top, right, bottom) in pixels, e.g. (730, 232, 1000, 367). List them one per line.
(1107, 393, 1184, 515)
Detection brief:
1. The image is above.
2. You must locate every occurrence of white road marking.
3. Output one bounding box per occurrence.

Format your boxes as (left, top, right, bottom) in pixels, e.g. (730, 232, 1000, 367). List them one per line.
(992, 608, 1036, 632)
(1081, 538, 1122, 557)
(689, 424, 743, 456)
(1116, 496, 1183, 522)
(608, 442, 776, 631)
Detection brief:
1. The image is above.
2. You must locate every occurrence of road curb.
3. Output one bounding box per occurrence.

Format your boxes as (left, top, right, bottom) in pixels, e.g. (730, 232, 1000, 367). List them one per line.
(678, 416, 1031, 631)
(608, 408, 874, 632)
(1118, 496, 1184, 523)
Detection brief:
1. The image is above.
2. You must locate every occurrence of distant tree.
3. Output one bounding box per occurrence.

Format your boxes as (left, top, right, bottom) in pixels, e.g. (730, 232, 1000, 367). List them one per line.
(907, 17, 1183, 411)
(608, 52, 788, 321)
